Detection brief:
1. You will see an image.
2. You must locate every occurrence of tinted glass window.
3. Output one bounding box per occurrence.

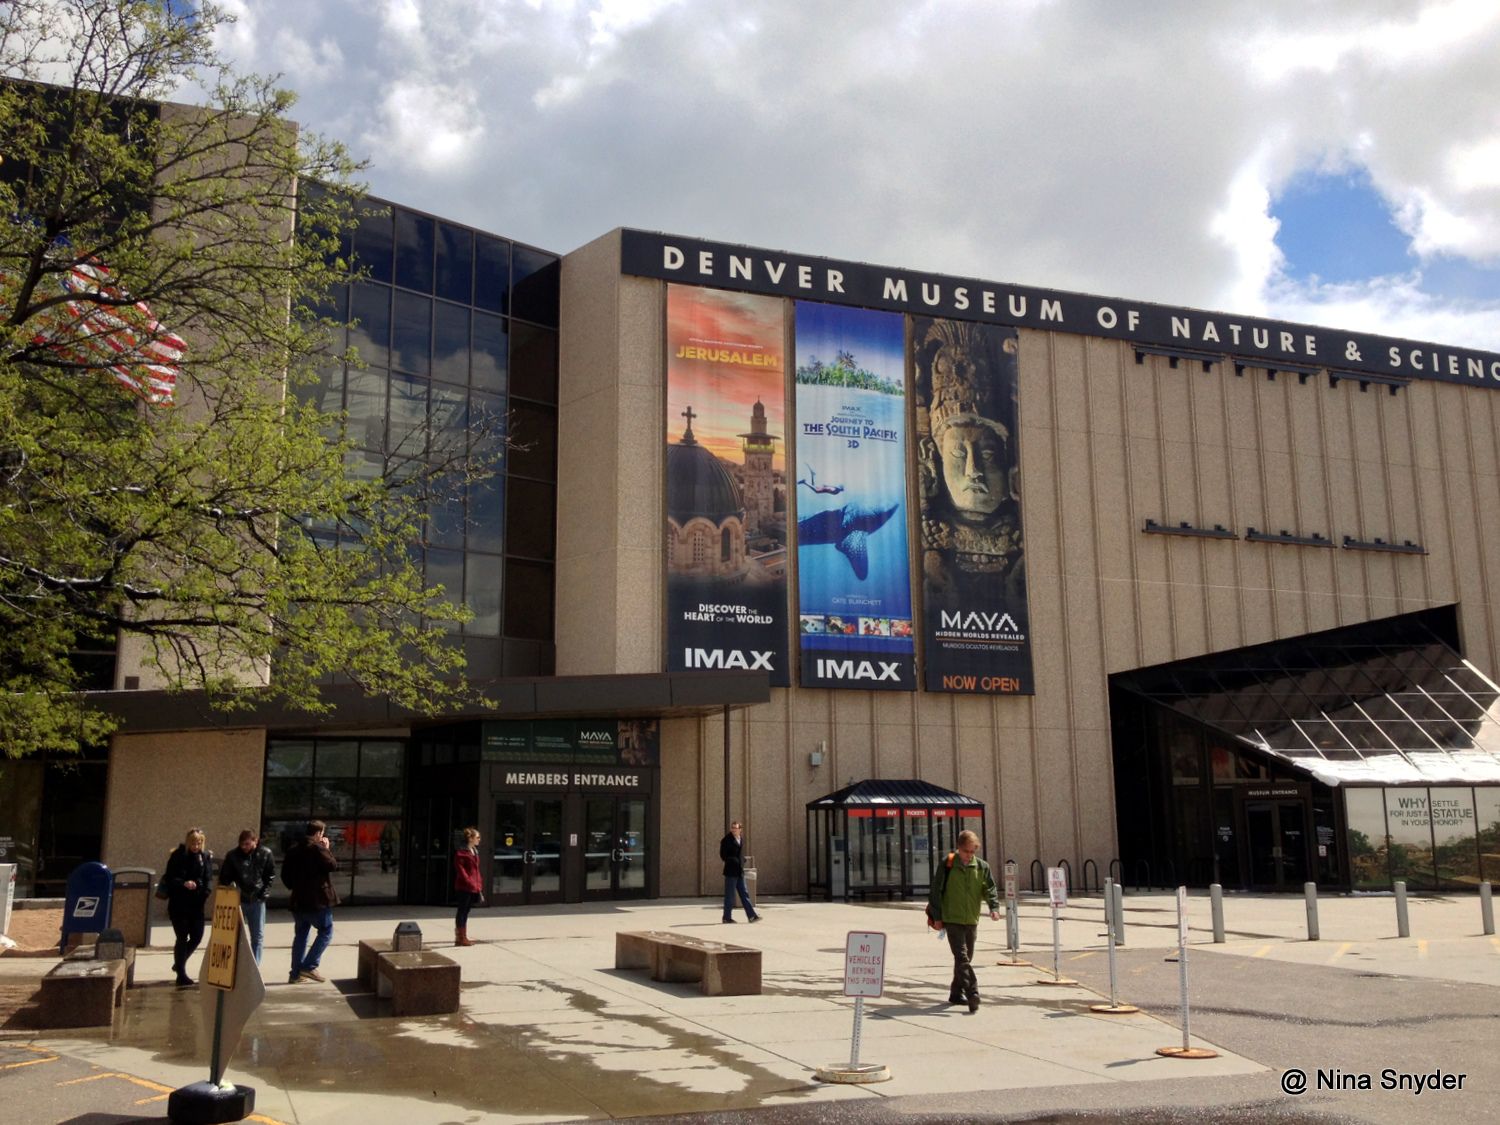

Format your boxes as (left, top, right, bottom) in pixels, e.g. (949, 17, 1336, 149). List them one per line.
(511, 246, 559, 326)
(465, 553, 502, 637)
(427, 548, 465, 633)
(505, 477, 555, 558)
(435, 222, 473, 303)
(507, 402, 556, 482)
(387, 373, 428, 459)
(427, 478, 465, 549)
(510, 322, 556, 403)
(504, 558, 554, 640)
(351, 202, 393, 284)
(432, 301, 469, 385)
(394, 209, 434, 293)
(349, 283, 391, 369)
(466, 474, 504, 554)
(316, 742, 359, 777)
(391, 290, 431, 375)
(344, 369, 387, 453)
(474, 235, 511, 314)
(472, 312, 508, 392)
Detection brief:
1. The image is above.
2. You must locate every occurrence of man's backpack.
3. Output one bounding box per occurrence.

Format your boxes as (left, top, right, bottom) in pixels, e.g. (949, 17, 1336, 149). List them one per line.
(925, 851, 958, 930)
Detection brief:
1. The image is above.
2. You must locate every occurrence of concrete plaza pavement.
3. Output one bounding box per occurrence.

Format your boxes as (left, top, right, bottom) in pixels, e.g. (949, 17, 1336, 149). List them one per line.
(2, 888, 1496, 1123)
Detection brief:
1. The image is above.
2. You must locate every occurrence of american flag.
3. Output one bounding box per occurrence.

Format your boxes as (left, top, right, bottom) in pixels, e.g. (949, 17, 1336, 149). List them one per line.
(24, 257, 184, 405)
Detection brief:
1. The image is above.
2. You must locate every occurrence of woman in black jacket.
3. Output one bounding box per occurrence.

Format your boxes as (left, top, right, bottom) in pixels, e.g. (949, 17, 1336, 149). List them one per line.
(163, 827, 214, 987)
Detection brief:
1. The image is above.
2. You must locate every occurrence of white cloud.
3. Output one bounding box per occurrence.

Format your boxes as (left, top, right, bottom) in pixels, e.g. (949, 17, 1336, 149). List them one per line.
(196, 0, 1500, 349)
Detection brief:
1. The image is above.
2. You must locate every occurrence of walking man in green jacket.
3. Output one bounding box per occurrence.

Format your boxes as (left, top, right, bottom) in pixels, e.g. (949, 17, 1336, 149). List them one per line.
(928, 829, 1000, 1012)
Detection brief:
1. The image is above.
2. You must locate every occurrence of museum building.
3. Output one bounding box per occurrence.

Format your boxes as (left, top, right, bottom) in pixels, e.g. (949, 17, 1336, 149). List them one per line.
(7, 181, 1500, 905)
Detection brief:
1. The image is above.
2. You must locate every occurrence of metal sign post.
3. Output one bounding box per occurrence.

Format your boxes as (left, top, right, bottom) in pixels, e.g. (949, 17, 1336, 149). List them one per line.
(998, 859, 1022, 964)
(167, 886, 265, 1122)
(1157, 886, 1217, 1059)
(1037, 866, 1076, 986)
(816, 931, 891, 1084)
(1090, 877, 1138, 1015)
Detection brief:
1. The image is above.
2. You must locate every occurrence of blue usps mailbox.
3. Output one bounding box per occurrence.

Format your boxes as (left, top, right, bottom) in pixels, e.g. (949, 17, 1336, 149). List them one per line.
(61, 862, 113, 953)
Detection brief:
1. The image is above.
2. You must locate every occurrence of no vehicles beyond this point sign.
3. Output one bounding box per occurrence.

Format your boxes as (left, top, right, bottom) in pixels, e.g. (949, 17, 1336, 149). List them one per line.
(843, 931, 886, 997)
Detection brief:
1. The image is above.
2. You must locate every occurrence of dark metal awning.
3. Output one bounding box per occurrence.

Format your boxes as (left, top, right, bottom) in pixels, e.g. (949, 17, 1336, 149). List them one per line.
(807, 779, 985, 809)
(91, 670, 771, 735)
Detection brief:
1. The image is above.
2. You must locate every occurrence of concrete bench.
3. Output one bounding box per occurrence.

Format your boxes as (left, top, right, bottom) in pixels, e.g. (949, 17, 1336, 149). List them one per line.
(357, 938, 394, 992)
(615, 930, 761, 996)
(38, 950, 136, 1029)
(375, 950, 460, 1017)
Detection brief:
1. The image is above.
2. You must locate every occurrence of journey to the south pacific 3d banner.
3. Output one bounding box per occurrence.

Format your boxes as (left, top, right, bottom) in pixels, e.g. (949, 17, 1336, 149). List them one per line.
(793, 302, 916, 690)
(663, 285, 790, 686)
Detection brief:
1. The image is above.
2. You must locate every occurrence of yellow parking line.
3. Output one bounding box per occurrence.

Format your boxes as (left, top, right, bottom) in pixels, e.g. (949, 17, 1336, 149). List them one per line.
(1417, 940, 1429, 960)
(1252, 945, 1272, 958)
(1068, 952, 1095, 962)
(1329, 942, 1352, 963)
(135, 1093, 171, 1105)
(60, 1073, 121, 1086)
(1491, 937, 1500, 956)
(0, 1056, 59, 1071)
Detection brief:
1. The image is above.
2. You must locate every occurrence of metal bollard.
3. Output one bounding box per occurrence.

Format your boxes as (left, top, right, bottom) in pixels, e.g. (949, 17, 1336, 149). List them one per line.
(1481, 882, 1495, 936)
(1112, 881, 1125, 946)
(1210, 883, 1225, 943)
(1304, 881, 1319, 941)
(1395, 881, 1410, 939)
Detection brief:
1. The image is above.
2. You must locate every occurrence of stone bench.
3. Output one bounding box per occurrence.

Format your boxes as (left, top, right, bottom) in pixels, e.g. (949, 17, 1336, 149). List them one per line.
(375, 950, 460, 1017)
(38, 950, 136, 1029)
(615, 930, 761, 996)
(357, 938, 394, 992)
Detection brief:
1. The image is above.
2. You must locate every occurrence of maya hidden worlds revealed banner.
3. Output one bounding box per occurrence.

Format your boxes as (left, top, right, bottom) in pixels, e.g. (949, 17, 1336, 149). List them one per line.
(794, 302, 916, 690)
(664, 284, 790, 685)
(911, 317, 1034, 694)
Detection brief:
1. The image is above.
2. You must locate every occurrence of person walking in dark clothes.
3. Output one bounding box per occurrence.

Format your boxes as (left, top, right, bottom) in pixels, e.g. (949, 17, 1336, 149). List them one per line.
(281, 819, 339, 984)
(218, 829, 276, 964)
(453, 827, 483, 946)
(719, 821, 760, 923)
(927, 829, 1000, 1012)
(163, 827, 214, 987)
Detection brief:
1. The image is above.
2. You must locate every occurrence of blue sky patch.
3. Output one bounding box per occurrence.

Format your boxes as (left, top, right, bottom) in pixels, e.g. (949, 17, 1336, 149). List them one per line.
(1273, 168, 1500, 301)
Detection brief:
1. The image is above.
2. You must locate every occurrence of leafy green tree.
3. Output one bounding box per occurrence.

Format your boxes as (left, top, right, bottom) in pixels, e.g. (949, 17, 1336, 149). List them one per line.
(0, 1, 487, 756)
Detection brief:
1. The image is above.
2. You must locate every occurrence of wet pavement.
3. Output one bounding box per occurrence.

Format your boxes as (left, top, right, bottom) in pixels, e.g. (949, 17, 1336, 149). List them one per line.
(2, 890, 1496, 1122)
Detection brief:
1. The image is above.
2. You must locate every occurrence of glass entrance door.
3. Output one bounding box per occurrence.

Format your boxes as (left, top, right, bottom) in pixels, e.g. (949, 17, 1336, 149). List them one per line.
(491, 796, 565, 905)
(1245, 800, 1308, 888)
(583, 797, 649, 899)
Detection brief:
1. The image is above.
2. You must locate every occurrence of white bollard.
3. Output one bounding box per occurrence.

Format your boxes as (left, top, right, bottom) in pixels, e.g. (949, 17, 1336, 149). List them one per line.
(1481, 882, 1495, 936)
(1210, 883, 1224, 943)
(1304, 881, 1319, 941)
(1395, 880, 1410, 938)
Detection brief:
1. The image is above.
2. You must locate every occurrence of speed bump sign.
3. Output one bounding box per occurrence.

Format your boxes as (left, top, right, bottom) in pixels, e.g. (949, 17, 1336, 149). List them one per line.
(204, 885, 241, 990)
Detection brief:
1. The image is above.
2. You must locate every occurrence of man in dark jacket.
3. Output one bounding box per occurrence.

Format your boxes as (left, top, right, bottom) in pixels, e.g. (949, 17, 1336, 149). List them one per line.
(719, 821, 761, 923)
(281, 820, 339, 984)
(218, 829, 276, 965)
(927, 829, 1000, 1012)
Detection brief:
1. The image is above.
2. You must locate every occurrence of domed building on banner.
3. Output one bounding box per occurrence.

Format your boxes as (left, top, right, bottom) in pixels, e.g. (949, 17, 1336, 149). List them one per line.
(665, 405, 747, 579)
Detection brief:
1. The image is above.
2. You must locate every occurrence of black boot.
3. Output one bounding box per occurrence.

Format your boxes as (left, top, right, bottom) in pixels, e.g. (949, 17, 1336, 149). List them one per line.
(966, 989, 980, 1013)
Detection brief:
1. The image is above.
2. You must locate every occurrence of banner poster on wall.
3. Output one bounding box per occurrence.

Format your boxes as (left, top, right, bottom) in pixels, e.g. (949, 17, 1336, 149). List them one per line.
(793, 302, 916, 690)
(664, 284, 790, 685)
(910, 316, 1034, 694)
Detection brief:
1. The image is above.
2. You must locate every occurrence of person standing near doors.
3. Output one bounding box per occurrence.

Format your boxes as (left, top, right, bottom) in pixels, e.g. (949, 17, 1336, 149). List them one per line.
(163, 827, 214, 987)
(218, 829, 275, 965)
(453, 827, 483, 946)
(927, 829, 1000, 1012)
(282, 819, 339, 984)
(719, 820, 761, 923)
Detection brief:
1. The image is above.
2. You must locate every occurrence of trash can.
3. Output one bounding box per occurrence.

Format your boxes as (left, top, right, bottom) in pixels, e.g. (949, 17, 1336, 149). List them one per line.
(110, 867, 155, 949)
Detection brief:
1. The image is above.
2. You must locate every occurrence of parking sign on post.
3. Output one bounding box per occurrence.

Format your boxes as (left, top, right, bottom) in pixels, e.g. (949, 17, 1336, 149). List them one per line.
(1047, 866, 1068, 907)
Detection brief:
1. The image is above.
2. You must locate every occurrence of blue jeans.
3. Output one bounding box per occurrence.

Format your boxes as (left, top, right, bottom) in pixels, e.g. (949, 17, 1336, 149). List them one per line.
(240, 900, 267, 965)
(723, 875, 757, 920)
(290, 907, 333, 979)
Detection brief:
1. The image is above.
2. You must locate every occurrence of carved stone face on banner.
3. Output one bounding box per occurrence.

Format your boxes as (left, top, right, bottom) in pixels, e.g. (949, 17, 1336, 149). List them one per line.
(938, 421, 1007, 520)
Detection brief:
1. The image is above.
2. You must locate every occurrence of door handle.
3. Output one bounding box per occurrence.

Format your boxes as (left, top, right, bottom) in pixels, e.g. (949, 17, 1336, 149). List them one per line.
(523, 850, 536, 864)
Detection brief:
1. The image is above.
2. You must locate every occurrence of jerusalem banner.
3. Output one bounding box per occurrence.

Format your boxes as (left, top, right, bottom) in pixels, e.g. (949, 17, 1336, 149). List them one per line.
(664, 285, 790, 685)
(793, 303, 915, 690)
(910, 317, 1033, 694)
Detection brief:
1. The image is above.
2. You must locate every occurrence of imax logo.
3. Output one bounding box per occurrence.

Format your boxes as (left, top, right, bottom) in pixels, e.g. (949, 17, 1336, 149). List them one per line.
(940, 610, 1020, 632)
(817, 659, 901, 682)
(684, 648, 774, 670)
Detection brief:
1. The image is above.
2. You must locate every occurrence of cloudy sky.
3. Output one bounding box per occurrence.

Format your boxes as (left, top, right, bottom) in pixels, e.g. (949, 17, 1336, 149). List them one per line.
(207, 0, 1500, 351)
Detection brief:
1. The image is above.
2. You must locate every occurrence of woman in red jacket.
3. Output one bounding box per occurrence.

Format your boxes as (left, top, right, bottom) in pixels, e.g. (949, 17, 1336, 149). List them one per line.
(453, 827, 483, 946)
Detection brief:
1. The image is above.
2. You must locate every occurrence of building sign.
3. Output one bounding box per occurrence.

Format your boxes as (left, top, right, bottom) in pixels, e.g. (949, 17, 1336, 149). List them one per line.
(482, 720, 656, 767)
(911, 318, 1033, 694)
(496, 767, 649, 793)
(794, 302, 915, 691)
(622, 230, 1500, 389)
(664, 285, 790, 686)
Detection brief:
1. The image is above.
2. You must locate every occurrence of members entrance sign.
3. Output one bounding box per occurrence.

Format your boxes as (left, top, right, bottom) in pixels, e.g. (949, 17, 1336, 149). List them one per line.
(843, 931, 887, 997)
